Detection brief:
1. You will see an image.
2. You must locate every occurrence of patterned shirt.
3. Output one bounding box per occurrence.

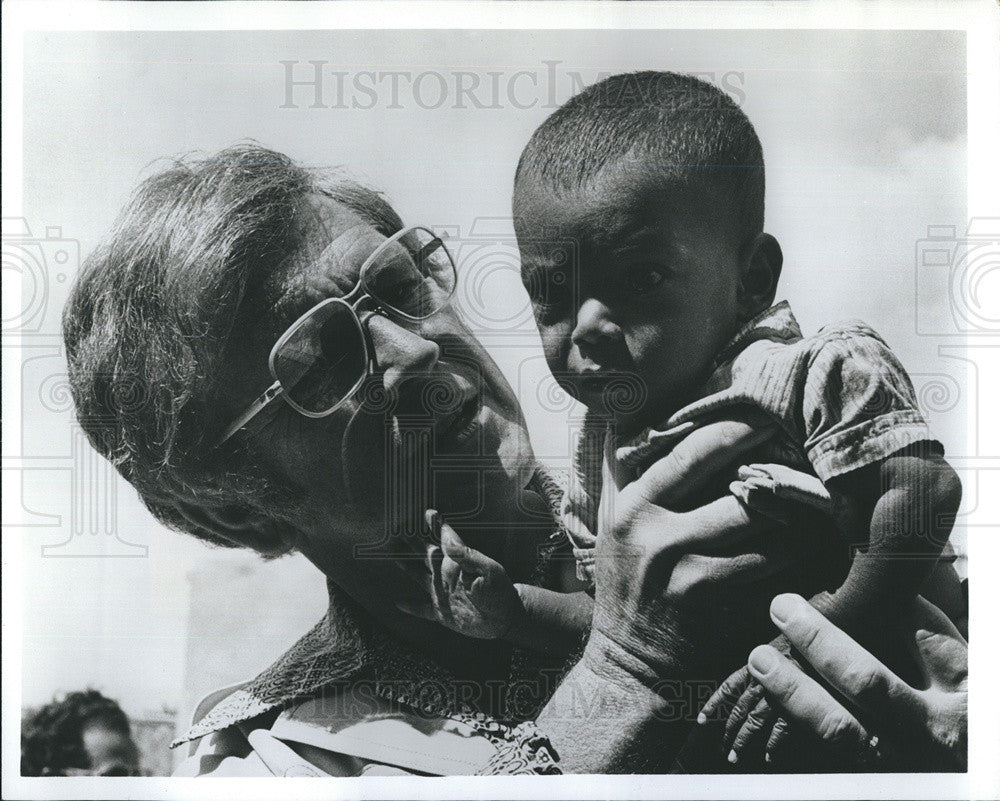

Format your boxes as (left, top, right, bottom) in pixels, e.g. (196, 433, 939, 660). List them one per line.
(562, 301, 941, 584)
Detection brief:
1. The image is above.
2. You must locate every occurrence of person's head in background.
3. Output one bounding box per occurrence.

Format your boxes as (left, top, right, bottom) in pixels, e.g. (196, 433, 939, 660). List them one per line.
(21, 689, 140, 776)
(513, 71, 784, 434)
(63, 145, 539, 655)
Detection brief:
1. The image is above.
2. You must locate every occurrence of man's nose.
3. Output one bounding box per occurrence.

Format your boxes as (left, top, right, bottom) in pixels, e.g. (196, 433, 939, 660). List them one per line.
(365, 313, 441, 396)
(571, 298, 620, 348)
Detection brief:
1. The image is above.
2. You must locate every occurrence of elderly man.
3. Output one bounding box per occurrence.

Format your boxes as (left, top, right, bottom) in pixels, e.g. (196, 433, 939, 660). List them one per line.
(62, 145, 885, 775)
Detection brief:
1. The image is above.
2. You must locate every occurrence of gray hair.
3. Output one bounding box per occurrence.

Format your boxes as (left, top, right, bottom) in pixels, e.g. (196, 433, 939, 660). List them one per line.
(63, 144, 403, 555)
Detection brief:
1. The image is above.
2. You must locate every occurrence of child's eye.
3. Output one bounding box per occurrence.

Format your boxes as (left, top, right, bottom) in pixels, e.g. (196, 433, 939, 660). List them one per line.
(623, 264, 666, 294)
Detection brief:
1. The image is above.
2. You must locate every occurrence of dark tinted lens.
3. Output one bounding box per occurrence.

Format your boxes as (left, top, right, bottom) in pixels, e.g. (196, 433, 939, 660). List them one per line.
(273, 302, 366, 413)
(363, 230, 456, 318)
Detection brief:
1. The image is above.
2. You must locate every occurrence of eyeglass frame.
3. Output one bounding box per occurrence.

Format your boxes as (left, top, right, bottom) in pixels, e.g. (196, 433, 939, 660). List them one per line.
(215, 225, 457, 446)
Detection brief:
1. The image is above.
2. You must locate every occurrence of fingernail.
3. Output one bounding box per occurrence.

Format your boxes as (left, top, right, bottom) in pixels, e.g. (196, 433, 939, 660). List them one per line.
(764, 752, 772, 763)
(770, 593, 798, 625)
(748, 646, 777, 675)
(727, 750, 738, 764)
(696, 712, 707, 725)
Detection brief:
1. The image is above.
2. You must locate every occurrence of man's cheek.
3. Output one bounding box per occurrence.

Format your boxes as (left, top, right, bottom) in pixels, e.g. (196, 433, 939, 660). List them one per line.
(341, 409, 390, 511)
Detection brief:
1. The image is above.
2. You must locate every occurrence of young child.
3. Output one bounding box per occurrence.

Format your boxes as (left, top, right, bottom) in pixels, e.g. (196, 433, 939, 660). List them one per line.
(397, 71, 963, 767)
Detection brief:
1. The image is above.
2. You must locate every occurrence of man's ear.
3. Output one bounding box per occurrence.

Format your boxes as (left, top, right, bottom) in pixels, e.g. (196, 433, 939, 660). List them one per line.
(173, 499, 298, 557)
(737, 233, 783, 317)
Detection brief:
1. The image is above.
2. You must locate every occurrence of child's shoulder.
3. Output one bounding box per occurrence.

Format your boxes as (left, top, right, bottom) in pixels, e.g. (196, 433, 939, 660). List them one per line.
(719, 320, 906, 404)
(810, 318, 890, 348)
(797, 319, 904, 373)
(733, 316, 896, 373)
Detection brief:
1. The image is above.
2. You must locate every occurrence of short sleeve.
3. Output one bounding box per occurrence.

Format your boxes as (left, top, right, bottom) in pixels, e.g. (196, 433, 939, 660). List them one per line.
(802, 325, 941, 481)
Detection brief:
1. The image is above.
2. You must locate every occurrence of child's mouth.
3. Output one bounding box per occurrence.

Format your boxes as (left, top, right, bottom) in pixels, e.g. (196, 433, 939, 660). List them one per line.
(569, 370, 648, 416)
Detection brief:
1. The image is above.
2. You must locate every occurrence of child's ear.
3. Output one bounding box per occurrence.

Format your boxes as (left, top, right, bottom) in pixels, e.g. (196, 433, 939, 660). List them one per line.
(737, 233, 783, 316)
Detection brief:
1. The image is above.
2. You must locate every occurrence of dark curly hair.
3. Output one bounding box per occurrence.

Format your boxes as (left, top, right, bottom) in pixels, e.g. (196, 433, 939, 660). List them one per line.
(21, 690, 132, 776)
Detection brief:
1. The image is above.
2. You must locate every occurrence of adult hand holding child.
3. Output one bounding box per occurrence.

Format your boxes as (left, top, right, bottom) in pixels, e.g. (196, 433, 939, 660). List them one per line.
(745, 592, 967, 771)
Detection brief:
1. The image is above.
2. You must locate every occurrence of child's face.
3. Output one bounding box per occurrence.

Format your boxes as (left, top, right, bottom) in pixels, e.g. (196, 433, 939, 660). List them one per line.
(515, 166, 747, 430)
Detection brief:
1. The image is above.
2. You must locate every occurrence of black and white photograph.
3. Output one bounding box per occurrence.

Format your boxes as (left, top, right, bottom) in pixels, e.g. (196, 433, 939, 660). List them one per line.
(3, 2, 998, 798)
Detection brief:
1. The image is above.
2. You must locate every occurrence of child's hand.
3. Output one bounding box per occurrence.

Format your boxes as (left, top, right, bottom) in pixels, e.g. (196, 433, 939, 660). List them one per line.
(699, 635, 800, 766)
(394, 510, 526, 640)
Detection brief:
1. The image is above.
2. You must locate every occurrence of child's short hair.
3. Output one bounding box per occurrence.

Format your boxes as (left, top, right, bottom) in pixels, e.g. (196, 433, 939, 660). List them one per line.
(515, 71, 765, 244)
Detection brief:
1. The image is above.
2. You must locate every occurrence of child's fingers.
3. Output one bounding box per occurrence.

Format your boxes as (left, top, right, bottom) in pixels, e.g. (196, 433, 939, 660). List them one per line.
(723, 680, 766, 750)
(747, 642, 872, 760)
(423, 509, 443, 545)
(729, 480, 791, 523)
(764, 716, 792, 764)
(729, 695, 778, 763)
(699, 665, 750, 724)
(440, 520, 504, 577)
(466, 575, 489, 603)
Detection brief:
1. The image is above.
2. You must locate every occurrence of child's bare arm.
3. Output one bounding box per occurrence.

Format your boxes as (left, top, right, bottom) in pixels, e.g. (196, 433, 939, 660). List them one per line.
(513, 584, 593, 654)
(810, 444, 962, 647)
(703, 443, 962, 765)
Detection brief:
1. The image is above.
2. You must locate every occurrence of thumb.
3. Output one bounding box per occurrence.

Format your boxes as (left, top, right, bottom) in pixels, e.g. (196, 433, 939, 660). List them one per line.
(908, 597, 968, 692)
(439, 520, 502, 577)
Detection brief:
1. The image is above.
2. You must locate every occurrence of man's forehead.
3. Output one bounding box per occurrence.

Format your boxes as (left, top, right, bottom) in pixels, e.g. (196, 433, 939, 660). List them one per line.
(279, 193, 389, 309)
(295, 194, 383, 276)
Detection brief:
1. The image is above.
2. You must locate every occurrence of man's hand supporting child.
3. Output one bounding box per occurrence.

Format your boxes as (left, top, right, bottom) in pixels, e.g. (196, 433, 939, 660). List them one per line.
(700, 442, 962, 766)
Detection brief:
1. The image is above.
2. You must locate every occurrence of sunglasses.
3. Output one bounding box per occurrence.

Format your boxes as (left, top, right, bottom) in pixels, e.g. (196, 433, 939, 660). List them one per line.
(216, 226, 457, 445)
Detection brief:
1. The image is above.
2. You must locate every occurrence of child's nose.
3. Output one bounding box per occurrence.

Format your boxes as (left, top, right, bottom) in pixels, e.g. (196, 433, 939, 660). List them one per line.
(571, 298, 619, 346)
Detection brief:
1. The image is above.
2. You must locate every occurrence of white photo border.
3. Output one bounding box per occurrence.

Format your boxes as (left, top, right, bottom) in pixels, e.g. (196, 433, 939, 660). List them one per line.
(3, 1, 998, 799)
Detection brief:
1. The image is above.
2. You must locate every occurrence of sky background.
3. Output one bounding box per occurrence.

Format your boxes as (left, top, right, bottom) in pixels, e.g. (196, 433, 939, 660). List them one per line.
(14, 28, 969, 722)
